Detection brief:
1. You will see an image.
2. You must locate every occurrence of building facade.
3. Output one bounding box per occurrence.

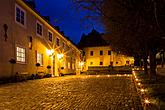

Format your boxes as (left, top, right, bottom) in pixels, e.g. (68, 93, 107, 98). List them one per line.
(78, 29, 134, 71)
(0, 0, 81, 78)
(83, 46, 134, 71)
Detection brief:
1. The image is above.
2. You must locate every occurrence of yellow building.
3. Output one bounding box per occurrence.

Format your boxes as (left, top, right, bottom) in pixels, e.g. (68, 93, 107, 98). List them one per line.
(0, 0, 81, 78)
(78, 29, 134, 71)
(83, 46, 134, 71)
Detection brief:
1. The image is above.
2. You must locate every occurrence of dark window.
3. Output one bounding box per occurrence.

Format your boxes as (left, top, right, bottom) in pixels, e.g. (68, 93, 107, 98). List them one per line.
(100, 62, 103, 65)
(36, 23, 42, 36)
(126, 61, 129, 64)
(16, 7, 25, 25)
(90, 51, 93, 56)
(48, 32, 53, 42)
(62, 42, 65, 48)
(56, 38, 60, 46)
(90, 62, 93, 65)
(100, 50, 103, 55)
(108, 50, 111, 55)
(110, 62, 113, 66)
(116, 62, 118, 64)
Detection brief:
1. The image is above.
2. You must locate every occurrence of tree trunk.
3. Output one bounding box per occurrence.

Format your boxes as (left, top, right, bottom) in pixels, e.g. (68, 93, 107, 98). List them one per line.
(149, 49, 157, 80)
(161, 51, 164, 67)
(143, 56, 148, 75)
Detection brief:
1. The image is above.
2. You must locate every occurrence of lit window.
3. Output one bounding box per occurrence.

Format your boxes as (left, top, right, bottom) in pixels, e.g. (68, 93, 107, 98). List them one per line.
(100, 50, 103, 55)
(16, 47, 25, 63)
(37, 53, 43, 66)
(48, 31, 53, 42)
(15, 5, 26, 26)
(36, 22, 43, 36)
(68, 62, 70, 69)
(108, 50, 111, 55)
(56, 38, 60, 46)
(72, 63, 75, 69)
(90, 51, 93, 56)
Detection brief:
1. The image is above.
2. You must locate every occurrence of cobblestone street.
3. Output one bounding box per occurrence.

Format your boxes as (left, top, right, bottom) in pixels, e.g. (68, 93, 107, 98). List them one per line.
(0, 75, 142, 110)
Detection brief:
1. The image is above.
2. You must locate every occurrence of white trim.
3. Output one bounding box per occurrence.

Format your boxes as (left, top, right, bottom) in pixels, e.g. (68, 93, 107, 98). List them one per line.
(15, 4, 26, 28)
(36, 21, 43, 37)
(16, 45, 26, 64)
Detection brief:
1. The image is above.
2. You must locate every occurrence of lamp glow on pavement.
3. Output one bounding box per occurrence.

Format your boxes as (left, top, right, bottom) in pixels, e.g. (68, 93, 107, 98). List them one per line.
(138, 83, 141, 86)
(144, 99, 150, 104)
(141, 89, 145, 92)
(96, 75, 100, 77)
(135, 78, 139, 81)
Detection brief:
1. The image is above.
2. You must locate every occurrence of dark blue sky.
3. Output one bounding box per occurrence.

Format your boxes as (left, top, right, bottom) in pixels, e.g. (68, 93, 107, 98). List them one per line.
(35, 0, 104, 44)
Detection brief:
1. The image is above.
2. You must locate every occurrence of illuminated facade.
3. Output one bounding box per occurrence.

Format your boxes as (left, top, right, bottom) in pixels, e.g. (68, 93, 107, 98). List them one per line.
(0, 0, 81, 78)
(83, 46, 134, 71)
(78, 29, 134, 71)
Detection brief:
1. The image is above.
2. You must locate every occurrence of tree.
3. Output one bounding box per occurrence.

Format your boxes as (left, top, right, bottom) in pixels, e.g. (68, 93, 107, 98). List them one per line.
(71, 0, 165, 79)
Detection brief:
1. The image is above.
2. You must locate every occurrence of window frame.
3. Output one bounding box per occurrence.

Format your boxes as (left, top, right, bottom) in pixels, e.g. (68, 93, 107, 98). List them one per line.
(56, 37, 60, 46)
(48, 30, 53, 42)
(37, 52, 43, 66)
(100, 50, 103, 56)
(108, 50, 111, 55)
(36, 21, 43, 37)
(16, 46, 26, 63)
(100, 62, 103, 65)
(15, 4, 26, 27)
(90, 51, 93, 56)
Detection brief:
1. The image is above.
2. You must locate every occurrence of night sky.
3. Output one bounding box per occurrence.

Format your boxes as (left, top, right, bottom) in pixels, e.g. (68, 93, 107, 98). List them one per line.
(35, 0, 104, 44)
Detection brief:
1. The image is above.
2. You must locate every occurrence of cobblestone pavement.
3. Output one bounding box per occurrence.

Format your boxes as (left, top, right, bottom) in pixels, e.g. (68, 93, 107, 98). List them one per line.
(0, 75, 143, 110)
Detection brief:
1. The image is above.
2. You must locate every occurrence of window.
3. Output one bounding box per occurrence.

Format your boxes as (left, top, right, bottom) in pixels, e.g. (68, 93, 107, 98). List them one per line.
(62, 42, 65, 48)
(126, 61, 129, 65)
(100, 50, 103, 55)
(37, 53, 43, 66)
(100, 62, 103, 65)
(56, 38, 60, 46)
(90, 51, 93, 56)
(48, 31, 53, 42)
(16, 47, 25, 63)
(15, 5, 25, 26)
(108, 50, 111, 55)
(90, 62, 93, 65)
(68, 62, 71, 69)
(72, 63, 75, 69)
(36, 22, 43, 36)
(110, 62, 113, 66)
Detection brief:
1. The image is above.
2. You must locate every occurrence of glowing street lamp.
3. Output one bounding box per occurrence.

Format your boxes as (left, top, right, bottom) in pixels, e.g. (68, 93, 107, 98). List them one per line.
(57, 53, 64, 60)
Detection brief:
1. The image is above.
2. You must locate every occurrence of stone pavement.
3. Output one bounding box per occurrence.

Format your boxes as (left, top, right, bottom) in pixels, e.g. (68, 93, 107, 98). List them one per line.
(0, 75, 142, 110)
